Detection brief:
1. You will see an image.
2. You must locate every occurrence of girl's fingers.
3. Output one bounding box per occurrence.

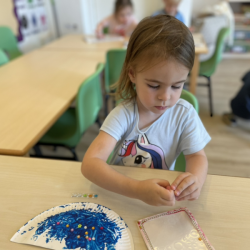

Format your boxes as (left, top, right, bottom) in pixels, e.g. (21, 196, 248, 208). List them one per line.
(176, 184, 198, 200)
(176, 189, 199, 201)
(170, 173, 191, 191)
(157, 179, 171, 188)
(174, 176, 195, 197)
(159, 186, 175, 201)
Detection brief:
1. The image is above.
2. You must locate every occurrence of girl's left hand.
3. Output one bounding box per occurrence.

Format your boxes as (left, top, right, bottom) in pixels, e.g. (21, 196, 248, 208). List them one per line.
(167, 172, 202, 201)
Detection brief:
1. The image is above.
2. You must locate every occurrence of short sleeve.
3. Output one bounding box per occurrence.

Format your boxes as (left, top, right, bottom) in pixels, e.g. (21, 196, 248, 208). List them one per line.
(100, 104, 129, 141)
(176, 12, 185, 24)
(178, 107, 211, 155)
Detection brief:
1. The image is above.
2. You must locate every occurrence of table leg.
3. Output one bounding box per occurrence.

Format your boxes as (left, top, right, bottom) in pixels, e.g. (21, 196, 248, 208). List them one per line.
(189, 54, 200, 95)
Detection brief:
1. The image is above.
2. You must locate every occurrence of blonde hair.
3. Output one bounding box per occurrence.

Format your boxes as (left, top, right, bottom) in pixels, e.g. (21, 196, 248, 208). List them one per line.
(114, 15, 195, 102)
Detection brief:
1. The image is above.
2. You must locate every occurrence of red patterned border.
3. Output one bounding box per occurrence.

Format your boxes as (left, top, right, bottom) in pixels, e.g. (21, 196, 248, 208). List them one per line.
(137, 207, 215, 250)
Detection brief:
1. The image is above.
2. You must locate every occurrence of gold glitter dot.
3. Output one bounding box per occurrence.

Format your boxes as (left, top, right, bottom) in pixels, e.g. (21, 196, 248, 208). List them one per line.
(198, 237, 202, 241)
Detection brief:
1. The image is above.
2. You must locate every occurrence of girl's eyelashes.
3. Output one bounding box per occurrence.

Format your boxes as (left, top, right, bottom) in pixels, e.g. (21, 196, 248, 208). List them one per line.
(147, 84, 159, 89)
(147, 84, 183, 89)
(172, 85, 182, 89)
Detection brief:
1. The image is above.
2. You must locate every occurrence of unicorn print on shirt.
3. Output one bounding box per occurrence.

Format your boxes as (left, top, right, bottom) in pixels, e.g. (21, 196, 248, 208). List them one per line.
(119, 134, 168, 169)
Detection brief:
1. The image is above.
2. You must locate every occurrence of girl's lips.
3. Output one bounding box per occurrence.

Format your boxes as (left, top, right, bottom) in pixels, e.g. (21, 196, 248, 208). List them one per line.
(155, 106, 168, 110)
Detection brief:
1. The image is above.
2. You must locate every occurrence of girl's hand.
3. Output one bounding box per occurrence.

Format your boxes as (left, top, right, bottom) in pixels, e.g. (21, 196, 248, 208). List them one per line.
(96, 29, 104, 39)
(136, 179, 175, 206)
(169, 173, 202, 201)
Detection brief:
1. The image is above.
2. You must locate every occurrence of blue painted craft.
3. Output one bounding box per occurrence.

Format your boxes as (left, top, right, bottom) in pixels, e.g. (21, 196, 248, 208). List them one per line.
(11, 202, 134, 250)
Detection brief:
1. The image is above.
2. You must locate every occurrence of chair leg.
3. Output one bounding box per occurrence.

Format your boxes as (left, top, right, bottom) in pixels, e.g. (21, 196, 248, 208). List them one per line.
(96, 117, 102, 128)
(105, 94, 109, 117)
(70, 148, 79, 161)
(207, 77, 213, 117)
(33, 144, 42, 156)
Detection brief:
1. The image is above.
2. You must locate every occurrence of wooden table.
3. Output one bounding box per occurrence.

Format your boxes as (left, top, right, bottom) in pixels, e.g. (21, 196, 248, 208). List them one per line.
(1, 155, 249, 249)
(43, 34, 208, 95)
(0, 49, 105, 156)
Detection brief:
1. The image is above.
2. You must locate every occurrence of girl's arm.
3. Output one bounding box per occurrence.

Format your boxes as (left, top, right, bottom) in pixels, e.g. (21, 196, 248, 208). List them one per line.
(96, 17, 110, 38)
(169, 149, 208, 201)
(81, 131, 175, 206)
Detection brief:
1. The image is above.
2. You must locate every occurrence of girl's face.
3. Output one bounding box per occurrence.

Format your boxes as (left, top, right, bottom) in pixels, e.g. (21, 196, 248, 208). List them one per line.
(129, 58, 189, 115)
(164, 0, 178, 16)
(116, 6, 133, 25)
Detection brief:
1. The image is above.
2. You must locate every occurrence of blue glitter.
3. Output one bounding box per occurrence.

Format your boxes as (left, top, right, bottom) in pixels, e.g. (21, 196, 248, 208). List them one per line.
(28, 227, 34, 231)
(21, 231, 26, 235)
(33, 206, 123, 249)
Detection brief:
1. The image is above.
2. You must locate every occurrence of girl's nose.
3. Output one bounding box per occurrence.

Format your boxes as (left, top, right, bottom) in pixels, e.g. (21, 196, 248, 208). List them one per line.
(158, 90, 170, 102)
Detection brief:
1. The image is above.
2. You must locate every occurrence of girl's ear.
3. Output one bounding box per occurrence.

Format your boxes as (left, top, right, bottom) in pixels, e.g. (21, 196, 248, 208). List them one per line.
(128, 67, 136, 83)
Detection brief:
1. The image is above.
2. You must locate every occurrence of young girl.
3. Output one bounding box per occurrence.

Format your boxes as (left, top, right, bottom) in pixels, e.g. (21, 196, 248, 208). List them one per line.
(96, 0, 137, 38)
(83, 15, 211, 207)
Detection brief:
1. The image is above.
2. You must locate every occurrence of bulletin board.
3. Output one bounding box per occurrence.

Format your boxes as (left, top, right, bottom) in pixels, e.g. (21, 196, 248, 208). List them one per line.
(13, 0, 48, 42)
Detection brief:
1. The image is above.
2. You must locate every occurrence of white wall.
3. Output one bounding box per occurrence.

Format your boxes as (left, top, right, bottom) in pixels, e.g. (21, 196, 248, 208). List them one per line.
(54, 0, 84, 35)
(0, 0, 19, 35)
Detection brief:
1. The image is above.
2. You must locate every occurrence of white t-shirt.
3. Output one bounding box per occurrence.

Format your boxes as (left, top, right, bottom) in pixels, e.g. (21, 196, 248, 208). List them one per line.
(101, 99, 211, 170)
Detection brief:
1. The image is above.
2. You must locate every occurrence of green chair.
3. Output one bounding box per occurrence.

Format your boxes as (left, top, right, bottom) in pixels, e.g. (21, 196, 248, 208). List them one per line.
(107, 89, 199, 172)
(104, 49, 127, 115)
(0, 26, 22, 60)
(198, 27, 230, 117)
(32, 63, 104, 161)
(0, 49, 9, 66)
(174, 89, 199, 172)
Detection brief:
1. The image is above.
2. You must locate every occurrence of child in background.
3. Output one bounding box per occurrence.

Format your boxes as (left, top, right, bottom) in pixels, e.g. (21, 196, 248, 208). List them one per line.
(83, 15, 211, 207)
(153, 0, 185, 24)
(96, 0, 137, 38)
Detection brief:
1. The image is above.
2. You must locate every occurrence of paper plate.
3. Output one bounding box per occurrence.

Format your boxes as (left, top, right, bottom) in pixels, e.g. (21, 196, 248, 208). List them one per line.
(11, 202, 134, 250)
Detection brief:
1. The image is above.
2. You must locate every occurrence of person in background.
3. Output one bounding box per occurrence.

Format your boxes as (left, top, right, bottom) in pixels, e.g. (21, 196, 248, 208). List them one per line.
(222, 71, 250, 131)
(82, 15, 211, 207)
(152, 0, 184, 24)
(96, 0, 137, 38)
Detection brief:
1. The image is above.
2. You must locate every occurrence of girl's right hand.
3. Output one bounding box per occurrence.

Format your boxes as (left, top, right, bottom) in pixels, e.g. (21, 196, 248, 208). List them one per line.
(96, 29, 104, 39)
(136, 179, 175, 206)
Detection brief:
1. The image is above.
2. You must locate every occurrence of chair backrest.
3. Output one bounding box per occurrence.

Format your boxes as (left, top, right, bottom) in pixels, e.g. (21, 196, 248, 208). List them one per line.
(199, 27, 230, 77)
(76, 63, 104, 135)
(104, 49, 126, 93)
(0, 26, 22, 60)
(0, 49, 9, 66)
(174, 89, 199, 172)
(180, 89, 199, 113)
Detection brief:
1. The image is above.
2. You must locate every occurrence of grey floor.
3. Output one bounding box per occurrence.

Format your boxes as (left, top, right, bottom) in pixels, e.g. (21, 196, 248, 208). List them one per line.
(29, 58, 250, 178)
